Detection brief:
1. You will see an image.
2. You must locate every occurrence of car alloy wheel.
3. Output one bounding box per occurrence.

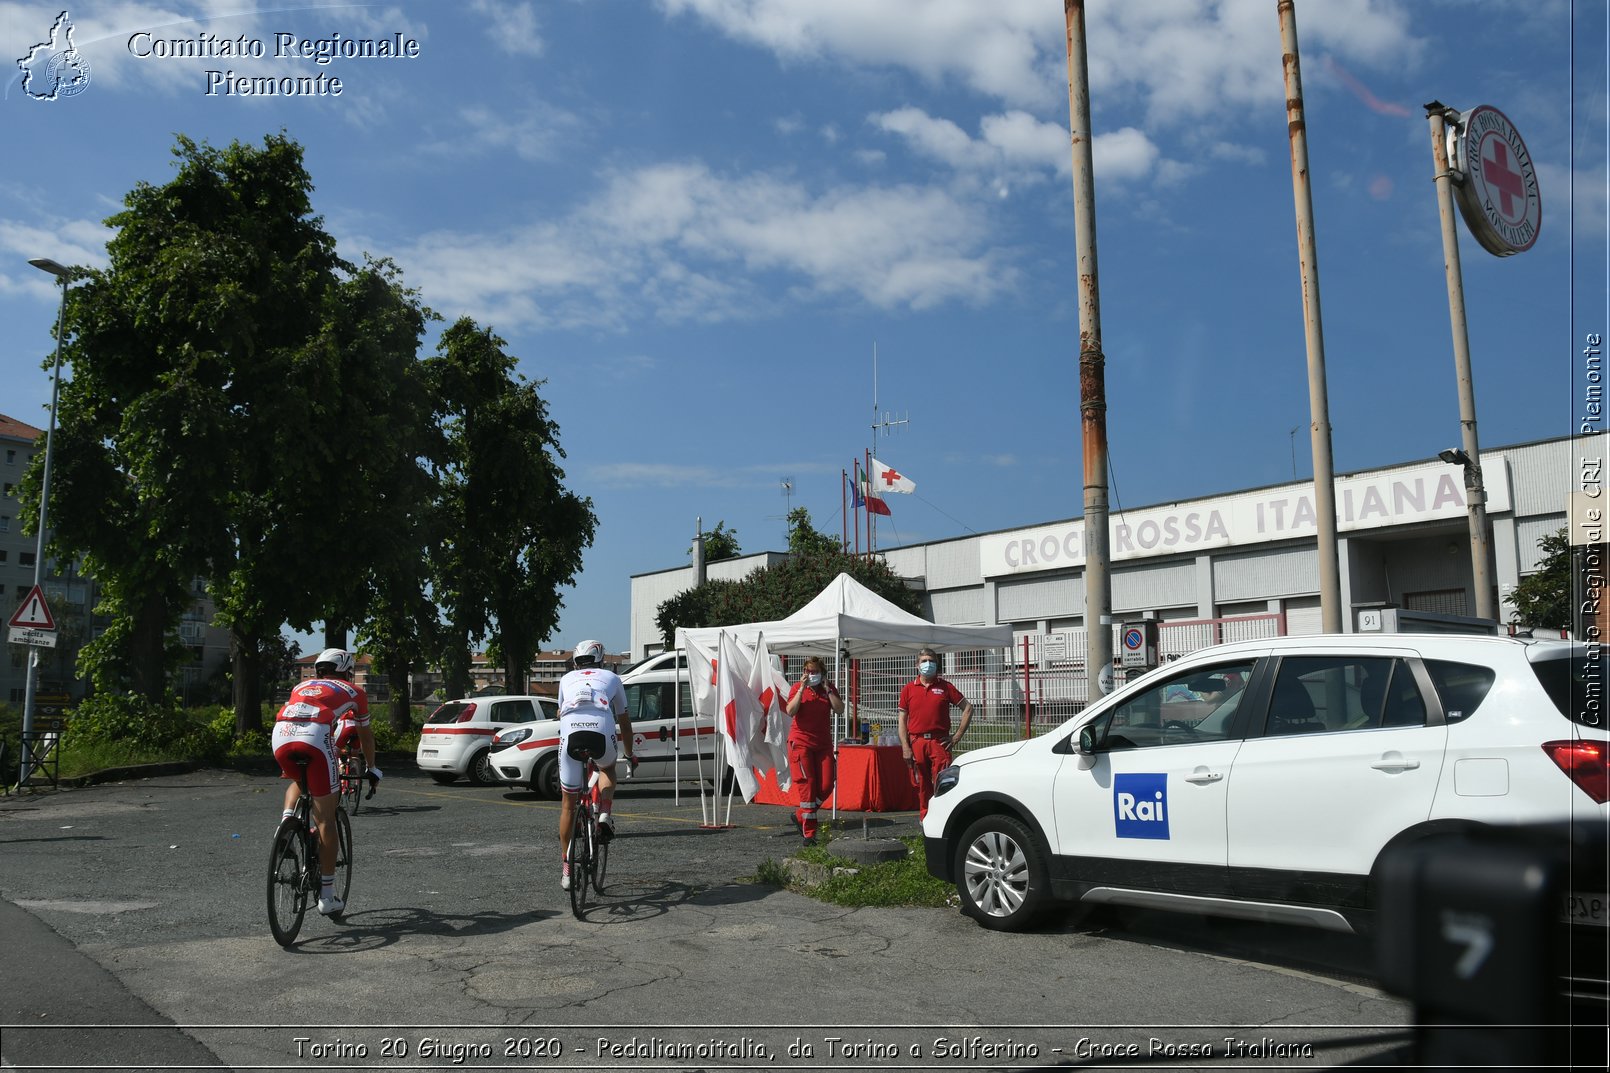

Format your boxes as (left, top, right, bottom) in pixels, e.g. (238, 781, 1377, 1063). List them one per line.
(956, 814, 1047, 932)
(469, 749, 499, 786)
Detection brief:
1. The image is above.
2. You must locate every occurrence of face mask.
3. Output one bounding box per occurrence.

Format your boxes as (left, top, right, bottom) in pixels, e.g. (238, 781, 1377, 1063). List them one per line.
(919, 661, 937, 677)
(807, 673, 823, 687)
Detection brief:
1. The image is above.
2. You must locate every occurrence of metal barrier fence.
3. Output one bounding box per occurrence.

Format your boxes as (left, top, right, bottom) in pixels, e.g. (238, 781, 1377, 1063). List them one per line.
(829, 614, 1285, 754)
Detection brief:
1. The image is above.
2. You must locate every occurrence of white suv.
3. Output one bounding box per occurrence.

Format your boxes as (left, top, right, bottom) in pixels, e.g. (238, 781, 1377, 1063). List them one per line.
(415, 694, 560, 785)
(922, 634, 1607, 936)
(486, 652, 721, 798)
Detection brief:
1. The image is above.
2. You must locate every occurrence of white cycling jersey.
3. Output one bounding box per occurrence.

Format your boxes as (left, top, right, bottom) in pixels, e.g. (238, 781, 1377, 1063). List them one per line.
(557, 666, 628, 793)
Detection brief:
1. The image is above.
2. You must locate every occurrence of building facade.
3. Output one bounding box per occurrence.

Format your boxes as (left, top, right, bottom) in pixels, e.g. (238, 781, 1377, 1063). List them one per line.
(629, 437, 1578, 660)
(2, 412, 232, 709)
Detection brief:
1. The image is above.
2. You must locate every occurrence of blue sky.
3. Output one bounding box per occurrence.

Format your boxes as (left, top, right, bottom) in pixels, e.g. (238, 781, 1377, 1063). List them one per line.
(1, 0, 1605, 657)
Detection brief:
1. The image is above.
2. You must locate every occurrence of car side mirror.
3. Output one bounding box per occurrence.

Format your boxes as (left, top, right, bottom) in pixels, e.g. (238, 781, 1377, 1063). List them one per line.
(1078, 726, 1097, 754)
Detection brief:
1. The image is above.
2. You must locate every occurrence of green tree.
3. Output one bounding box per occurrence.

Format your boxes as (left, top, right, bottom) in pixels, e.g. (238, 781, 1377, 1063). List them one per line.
(27, 134, 347, 716)
(425, 319, 596, 696)
(690, 521, 741, 562)
(787, 507, 842, 557)
(1511, 527, 1573, 628)
(654, 547, 921, 648)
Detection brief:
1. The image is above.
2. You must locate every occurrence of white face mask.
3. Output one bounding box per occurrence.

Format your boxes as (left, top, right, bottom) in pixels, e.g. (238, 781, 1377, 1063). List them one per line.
(919, 661, 937, 677)
(807, 673, 823, 687)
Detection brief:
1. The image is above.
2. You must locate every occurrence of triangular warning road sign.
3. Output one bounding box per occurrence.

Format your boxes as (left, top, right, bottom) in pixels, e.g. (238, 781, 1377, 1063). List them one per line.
(9, 585, 56, 630)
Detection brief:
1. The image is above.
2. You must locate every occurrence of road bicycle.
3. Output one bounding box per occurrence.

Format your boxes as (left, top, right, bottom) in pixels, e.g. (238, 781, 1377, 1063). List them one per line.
(267, 759, 353, 947)
(337, 742, 368, 816)
(566, 735, 635, 919)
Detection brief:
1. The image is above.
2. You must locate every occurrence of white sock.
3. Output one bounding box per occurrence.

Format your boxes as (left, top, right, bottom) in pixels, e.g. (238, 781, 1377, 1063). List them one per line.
(599, 811, 612, 826)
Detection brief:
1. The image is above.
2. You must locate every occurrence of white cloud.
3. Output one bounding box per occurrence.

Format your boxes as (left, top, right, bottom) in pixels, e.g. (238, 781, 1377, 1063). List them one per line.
(468, 0, 544, 57)
(872, 106, 1164, 186)
(448, 102, 584, 161)
(658, 0, 1424, 127)
(658, 0, 1058, 107)
(373, 161, 1012, 331)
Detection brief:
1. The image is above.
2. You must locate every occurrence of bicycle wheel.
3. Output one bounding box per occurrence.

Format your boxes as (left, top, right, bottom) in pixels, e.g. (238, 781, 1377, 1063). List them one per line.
(590, 790, 609, 893)
(331, 809, 353, 914)
(592, 822, 609, 894)
(267, 820, 308, 947)
(568, 807, 591, 919)
(341, 755, 364, 816)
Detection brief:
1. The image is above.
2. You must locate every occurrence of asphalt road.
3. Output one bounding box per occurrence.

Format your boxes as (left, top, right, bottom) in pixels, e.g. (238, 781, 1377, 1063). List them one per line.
(0, 765, 1415, 1072)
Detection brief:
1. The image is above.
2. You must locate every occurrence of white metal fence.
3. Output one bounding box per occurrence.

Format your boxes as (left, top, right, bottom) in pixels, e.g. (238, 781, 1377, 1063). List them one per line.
(818, 613, 1286, 753)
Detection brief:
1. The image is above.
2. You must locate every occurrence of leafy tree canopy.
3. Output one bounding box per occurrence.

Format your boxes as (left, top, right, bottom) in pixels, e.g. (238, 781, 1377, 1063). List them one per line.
(1510, 527, 1573, 629)
(656, 511, 920, 647)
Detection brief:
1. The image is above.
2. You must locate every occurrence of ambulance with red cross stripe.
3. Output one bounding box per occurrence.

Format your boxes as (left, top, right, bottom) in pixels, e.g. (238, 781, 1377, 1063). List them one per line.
(486, 651, 721, 798)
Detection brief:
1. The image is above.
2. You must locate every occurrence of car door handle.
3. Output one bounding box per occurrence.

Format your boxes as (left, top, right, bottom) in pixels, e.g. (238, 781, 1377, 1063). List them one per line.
(1371, 756, 1421, 772)
(659, 726, 670, 741)
(1184, 770, 1224, 784)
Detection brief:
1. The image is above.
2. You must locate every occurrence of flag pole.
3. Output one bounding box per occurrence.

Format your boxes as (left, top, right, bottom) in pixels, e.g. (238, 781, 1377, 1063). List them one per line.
(841, 469, 849, 552)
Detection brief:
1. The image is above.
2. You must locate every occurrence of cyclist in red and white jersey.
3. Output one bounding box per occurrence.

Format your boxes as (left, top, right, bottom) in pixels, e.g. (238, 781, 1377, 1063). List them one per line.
(271, 648, 379, 915)
(556, 640, 635, 890)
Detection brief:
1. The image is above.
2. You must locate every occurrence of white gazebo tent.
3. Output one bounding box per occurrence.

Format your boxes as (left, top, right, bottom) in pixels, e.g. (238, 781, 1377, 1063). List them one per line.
(674, 573, 1012, 820)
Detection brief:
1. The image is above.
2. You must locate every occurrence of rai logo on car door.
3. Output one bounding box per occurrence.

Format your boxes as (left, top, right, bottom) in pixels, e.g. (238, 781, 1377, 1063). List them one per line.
(1113, 773, 1170, 840)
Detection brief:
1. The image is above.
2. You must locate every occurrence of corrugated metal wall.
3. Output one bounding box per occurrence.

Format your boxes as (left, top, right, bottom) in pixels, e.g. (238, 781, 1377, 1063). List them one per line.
(1213, 545, 1318, 601)
(1112, 558, 1198, 612)
(1515, 513, 1567, 573)
(996, 571, 1082, 622)
(1498, 439, 1569, 517)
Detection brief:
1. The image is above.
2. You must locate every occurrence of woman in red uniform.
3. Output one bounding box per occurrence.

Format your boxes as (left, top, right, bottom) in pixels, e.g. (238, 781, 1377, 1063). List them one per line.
(783, 656, 843, 845)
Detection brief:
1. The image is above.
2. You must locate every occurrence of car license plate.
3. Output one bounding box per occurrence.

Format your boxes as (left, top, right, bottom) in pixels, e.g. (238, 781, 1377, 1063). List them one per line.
(1565, 892, 1609, 926)
(421, 749, 438, 757)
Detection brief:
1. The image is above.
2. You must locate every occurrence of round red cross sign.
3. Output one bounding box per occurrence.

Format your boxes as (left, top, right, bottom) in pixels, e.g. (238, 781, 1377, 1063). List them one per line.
(1451, 104, 1541, 257)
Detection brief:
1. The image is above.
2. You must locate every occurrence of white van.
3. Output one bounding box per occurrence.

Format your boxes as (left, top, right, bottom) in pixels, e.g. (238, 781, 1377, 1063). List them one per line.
(486, 652, 722, 798)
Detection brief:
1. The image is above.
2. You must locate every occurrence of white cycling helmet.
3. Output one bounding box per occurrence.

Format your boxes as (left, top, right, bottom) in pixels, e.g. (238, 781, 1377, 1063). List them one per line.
(314, 648, 355, 676)
(572, 640, 606, 668)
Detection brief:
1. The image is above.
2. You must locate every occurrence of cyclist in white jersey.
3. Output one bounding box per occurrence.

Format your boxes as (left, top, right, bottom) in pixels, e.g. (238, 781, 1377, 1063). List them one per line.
(556, 640, 636, 890)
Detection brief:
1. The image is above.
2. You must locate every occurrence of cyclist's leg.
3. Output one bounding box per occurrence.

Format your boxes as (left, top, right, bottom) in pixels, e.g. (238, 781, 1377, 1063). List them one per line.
(592, 721, 621, 827)
(271, 724, 314, 822)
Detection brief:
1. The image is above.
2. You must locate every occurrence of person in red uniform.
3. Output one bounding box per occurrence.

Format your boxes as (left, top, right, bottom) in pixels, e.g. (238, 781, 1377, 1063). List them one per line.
(783, 656, 843, 845)
(898, 647, 974, 820)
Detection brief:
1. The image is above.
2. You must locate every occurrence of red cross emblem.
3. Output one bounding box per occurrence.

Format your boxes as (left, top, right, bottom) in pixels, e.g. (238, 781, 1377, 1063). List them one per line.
(1480, 137, 1525, 221)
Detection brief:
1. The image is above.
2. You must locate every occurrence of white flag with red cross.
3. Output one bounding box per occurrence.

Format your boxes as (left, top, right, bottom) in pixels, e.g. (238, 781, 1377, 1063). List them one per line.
(716, 631, 763, 802)
(870, 456, 916, 494)
(747, 632, 791, 792)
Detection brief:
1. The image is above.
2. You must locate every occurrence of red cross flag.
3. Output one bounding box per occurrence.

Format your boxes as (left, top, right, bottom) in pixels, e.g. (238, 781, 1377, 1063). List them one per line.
(870, 456, 916, 494)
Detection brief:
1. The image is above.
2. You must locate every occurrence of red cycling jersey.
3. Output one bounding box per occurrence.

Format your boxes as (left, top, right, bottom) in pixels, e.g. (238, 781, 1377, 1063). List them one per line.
(276, 678, 369, 728)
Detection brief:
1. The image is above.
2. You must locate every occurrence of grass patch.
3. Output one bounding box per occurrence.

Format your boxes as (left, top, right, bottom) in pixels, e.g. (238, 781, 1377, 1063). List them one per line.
(756, 831, 954, 909)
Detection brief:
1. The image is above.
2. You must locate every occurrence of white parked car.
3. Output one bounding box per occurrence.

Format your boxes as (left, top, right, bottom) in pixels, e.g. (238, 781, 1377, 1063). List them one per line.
(487, 651, 721, 798)
(415, 694, 560, 786)
(922, 633, 1608, 940)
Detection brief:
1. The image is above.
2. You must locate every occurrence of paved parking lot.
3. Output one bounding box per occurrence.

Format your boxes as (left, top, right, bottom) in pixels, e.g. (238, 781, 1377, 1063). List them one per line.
(0, 765, 1413, 1071)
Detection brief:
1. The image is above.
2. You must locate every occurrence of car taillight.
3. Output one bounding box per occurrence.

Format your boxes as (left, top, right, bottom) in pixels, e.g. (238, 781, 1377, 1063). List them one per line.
(1542, 740, 1609, 804)
(456, 704, 478, 723)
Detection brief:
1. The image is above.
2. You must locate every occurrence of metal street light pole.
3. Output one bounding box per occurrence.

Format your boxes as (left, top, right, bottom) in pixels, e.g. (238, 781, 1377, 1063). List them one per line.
(19, 256, 72, 787)
(1424, 103, 1498, 622)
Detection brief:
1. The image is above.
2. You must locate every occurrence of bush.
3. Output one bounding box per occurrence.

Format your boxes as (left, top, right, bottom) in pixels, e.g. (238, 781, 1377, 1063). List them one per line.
(65, 693, 190, 751)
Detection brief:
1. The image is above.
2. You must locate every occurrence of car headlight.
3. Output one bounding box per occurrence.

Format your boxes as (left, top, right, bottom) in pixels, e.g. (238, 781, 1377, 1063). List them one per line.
(934, 764, 960, 798)
(495, 727, 533, 747)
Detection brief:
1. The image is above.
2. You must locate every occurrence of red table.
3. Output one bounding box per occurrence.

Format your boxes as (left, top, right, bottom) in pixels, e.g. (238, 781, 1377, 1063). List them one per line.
(751, 743, 918, 813)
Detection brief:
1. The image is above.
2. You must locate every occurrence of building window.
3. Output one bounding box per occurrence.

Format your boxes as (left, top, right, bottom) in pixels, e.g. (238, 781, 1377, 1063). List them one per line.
(2, 483, 12, 497)
(0, 516, 8, 532)
(4, 449, 13, 464)
(0, 551, 6, 563)
(19, 551, 35, 567)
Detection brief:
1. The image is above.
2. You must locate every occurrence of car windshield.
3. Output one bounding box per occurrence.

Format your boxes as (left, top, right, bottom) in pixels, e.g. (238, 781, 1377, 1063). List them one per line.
(426, 702, 472, 725)
(1529, 648, 1607, 729)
